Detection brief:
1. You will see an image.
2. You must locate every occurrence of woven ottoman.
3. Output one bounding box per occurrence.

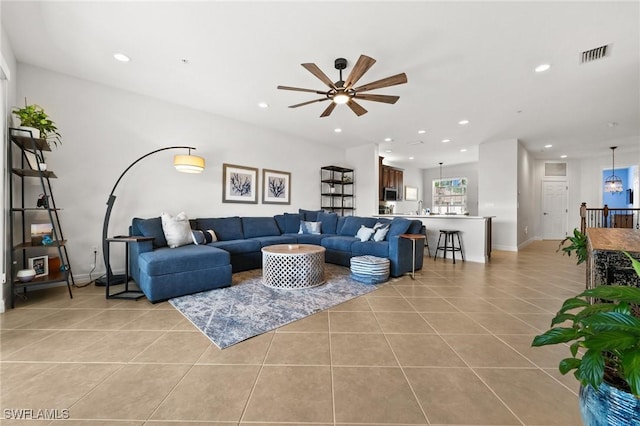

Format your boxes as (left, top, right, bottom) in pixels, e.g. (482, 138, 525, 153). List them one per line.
(350, 255, 390, 284)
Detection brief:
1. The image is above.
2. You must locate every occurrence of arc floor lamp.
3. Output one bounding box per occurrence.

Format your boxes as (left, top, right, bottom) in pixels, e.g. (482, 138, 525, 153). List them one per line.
(97, 146, 205, 285)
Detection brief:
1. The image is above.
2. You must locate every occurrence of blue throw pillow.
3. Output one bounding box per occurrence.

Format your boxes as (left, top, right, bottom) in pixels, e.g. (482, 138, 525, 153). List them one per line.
(284, 213, 302, 234)
(299, 208, 323, 222)
(387, 217, 412, 239)
(191, 229, 217, 245)
(317, 211, 338, 234)
(135, 217, 167, 248)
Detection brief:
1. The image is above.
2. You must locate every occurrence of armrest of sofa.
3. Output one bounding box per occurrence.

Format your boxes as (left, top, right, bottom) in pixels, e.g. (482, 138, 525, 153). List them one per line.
(128, 238, 154, 284)
(388, 234, 425, 277)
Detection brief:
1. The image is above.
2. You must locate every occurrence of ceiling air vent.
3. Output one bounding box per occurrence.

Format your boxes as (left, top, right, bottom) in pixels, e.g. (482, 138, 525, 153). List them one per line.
(581, 44, 610, 63)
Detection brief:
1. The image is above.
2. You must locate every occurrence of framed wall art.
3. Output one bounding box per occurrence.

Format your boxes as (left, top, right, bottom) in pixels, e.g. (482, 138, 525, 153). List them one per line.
(262, 169, 291, 205)
(222, 163, 259, 204)
(28, 255, 49, 277)
(405, 186, 418, 201)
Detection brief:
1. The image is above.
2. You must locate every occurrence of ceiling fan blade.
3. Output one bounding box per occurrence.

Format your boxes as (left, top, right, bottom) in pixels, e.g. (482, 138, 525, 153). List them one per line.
(278, 85, 326, 95)
(346, 99, 368, 116)
(353, 73, 408, 93)
(320, 102, 337, 117)
(289, 98, 329, 108)
(344, 55, 376, 89)
(301, 63, 337, 90)
(354, 93, 400, 104)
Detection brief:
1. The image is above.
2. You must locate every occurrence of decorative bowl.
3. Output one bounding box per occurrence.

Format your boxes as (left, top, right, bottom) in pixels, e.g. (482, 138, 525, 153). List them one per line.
(17, 269, 36, 282)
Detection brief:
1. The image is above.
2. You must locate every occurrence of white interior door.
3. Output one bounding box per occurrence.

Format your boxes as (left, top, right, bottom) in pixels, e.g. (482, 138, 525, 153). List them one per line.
(542, 180, 568, 239)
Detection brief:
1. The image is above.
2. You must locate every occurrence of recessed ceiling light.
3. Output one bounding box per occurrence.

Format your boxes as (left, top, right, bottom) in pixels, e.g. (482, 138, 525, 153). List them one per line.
(334, 128, 342, 133)
(385, 149, 392, 153)
(545, 144, 553, 148)
(407, 141, 424, 146)
(384, 137, 393, 142)
(460, 148, 467, 152)
(418, 130, 426, 134)
(441, 139, 451, 143)
(607, 122, 618, 127)
(458, 119, 469, 125)
(113, 53, 130, 62)
(535, 63, 551, 73)
(561, 155, 568, 158)
(409, 156, 415, 160)
(258, 102, 269, 108)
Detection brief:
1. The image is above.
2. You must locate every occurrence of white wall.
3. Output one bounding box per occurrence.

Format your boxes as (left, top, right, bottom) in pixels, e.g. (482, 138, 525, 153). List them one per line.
(422, 162, 479, 216)
(345, 144, 378, 216)
(517, 141, 535, 248)
(15, 64, 346, 282)
(478, 139, 518, 251)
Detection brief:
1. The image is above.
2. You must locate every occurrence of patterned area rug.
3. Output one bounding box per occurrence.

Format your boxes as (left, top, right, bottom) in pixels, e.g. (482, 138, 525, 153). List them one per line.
(170, 263, 382, 349)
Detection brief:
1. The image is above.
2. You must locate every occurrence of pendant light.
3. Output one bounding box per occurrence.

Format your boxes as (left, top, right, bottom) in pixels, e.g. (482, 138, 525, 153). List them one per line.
(604, 146, 623, 193)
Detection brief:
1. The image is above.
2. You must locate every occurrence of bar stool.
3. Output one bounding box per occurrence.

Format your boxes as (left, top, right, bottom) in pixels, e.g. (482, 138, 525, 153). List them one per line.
(434, 230, 465, 264)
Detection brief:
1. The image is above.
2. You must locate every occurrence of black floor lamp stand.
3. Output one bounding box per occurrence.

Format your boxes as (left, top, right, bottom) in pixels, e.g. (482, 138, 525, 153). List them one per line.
(95, 146, 198, 286)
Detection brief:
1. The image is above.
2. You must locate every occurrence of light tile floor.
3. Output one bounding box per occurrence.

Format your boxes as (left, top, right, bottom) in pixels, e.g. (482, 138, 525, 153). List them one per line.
(0, 241, 584, 425)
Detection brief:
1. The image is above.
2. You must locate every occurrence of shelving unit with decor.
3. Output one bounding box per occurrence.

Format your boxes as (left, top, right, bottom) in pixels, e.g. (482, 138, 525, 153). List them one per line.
(320, 166, 354, 216)
(8, 128, 74, 308)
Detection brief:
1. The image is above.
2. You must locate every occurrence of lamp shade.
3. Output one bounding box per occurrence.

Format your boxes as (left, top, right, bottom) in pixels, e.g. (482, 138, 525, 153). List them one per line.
(174, 154, 205, 173)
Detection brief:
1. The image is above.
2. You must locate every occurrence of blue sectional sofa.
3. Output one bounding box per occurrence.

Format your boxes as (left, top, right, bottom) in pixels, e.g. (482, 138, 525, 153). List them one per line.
(129, 211, 425, 302)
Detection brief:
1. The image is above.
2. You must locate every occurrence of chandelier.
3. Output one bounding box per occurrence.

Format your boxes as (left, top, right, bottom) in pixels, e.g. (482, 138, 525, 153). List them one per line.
(604, 146, 623, 193)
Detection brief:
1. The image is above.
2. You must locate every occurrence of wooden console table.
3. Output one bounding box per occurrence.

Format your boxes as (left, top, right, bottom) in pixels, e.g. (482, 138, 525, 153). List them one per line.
(586, 228, 640, 289)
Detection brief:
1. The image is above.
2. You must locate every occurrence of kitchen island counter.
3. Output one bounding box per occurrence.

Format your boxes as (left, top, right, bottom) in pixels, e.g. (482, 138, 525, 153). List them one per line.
(377, 214, 493, 263)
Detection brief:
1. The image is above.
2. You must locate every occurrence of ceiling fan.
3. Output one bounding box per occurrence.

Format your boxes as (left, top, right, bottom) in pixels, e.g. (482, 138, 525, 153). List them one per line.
(277, 54, 408, 117)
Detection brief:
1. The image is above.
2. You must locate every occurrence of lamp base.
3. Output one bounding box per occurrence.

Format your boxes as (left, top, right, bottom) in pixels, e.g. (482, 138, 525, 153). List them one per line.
(95, 274, 127, 287)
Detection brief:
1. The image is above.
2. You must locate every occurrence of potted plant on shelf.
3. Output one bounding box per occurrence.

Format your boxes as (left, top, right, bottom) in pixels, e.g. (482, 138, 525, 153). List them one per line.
(12, 98, 62, 148)
(532, 251, 640, 424)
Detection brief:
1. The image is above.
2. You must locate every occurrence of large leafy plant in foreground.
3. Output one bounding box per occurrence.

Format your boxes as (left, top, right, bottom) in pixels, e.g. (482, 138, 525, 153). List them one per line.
(532, 252, 640, 397)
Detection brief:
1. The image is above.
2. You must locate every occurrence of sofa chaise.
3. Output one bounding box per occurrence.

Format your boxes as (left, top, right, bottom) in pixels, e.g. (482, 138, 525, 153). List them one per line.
(129, 211, 425, 302)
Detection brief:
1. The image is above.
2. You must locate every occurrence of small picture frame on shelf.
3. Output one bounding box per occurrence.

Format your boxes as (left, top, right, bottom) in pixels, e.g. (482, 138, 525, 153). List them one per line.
(31, 223, 53, 245)
(28, 255, 49, 277)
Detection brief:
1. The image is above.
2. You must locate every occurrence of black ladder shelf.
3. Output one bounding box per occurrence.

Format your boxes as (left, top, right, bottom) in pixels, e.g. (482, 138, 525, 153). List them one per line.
(8, 128, 75, 308)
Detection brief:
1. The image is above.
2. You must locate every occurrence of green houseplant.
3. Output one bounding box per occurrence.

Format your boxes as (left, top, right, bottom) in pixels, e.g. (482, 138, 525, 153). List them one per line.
(12, 98, 62, 147)
(532, 251, 640, 423)
(557, 228, 588, 265)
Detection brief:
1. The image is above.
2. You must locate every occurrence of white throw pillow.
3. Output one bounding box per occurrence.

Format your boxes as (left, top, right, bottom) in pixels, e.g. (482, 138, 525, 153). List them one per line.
(372, 225, 390, 242)
(161, 211, 193, 248)
(355, 225, 375, 242)
(298, 221, 322, 235)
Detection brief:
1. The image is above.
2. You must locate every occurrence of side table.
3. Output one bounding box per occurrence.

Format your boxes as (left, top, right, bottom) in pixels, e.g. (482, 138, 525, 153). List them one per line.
(400, 233, 426, 279)
(105, 235, 153, 299)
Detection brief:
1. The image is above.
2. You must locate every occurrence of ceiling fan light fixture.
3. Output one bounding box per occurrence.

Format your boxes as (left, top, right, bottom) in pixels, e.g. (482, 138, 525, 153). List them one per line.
(277, 54, 407, 117)
(333, 93, 350, 104)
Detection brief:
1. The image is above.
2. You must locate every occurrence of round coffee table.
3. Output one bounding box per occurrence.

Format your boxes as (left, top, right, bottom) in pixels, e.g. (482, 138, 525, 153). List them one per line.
(261, 244, 326, 289)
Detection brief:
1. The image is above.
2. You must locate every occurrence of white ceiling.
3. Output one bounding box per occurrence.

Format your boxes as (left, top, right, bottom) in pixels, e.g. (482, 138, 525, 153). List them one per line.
(2, 1, 639, 169)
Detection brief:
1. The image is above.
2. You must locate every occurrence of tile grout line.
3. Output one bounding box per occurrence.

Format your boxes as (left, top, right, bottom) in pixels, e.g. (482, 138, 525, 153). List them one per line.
(367, 293, 431, 425)
(237, 331, 276, 424)
(395, 262, 527, 426)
